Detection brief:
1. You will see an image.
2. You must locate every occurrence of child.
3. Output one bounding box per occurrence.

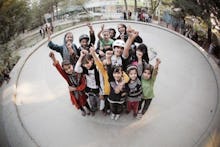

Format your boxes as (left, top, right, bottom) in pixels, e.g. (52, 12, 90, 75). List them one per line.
(48, 29, 78, 61)
(125, 65, 143, 118)
(77, 23, 96, 55)
(97, 24, 114, 58)
(74, 50, 103, 115)
(90, 46, 130, 115)
(108, 66, 127, 120)
(49, 52, 91, 116)
(138, 58, 161, 117)
(130, 43, 149, 67)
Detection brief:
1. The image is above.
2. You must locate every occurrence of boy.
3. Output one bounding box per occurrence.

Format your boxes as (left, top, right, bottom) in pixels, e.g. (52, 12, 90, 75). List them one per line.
(49, 52, 91, 116)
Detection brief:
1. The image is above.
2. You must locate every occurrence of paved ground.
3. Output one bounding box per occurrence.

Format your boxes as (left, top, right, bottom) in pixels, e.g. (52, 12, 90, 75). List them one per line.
(1, 20, 220, 147)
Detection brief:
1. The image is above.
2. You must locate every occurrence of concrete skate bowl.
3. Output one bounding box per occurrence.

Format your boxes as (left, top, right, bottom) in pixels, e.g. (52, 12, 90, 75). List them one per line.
(2, 20, 220, 147)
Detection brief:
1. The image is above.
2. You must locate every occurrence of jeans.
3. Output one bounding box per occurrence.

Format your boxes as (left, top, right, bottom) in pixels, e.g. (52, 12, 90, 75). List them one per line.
(138, 99, 152, 114)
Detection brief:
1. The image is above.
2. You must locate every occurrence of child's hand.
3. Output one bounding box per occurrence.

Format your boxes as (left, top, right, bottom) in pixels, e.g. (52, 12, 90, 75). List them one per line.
(99, 95, 104, 100)
(49, 52, 55, 58)
(87, 22, 93, 31)
(89, 45, 96, 54)
(156, 58, 161, 64)
(101, 24, 104, 31)
(99, 50, 105, 57)
(127, 26, 134, 34)
(105, 50, 113, 59)
(80, 50, 87, 57)
(127, 26, 139, 39)
(47, 27, 52, 36)
(69, 86, 76, 92)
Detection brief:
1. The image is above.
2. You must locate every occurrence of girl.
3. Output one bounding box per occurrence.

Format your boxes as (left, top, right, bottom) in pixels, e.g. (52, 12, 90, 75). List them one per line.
(125, 65, 143, 118)
(108, 66, 128, 120)
(74, 50, 103, 115)
(138, 58, 161, 117)
(49, 52, 91, 116)
(48, 29, 78, 61)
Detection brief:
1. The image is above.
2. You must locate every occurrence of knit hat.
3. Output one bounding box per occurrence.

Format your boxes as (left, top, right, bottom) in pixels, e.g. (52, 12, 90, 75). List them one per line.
(126, 65, 137, 73)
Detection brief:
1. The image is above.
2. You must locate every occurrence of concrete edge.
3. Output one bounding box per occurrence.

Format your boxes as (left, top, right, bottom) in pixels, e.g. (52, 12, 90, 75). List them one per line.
(2, 20, 220, 147)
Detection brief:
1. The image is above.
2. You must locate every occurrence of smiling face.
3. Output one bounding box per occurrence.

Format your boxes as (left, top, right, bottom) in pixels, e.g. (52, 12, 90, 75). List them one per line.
(113, 46, 123, 56)
(117, 24, 126, 34)
(66, 41, 72, 49)
(80, 39, 88, 48)
(65, 33, 73, 42)
(102, 30, 110, 40)
(128, 69, 137, 81)
(113, 66, 123, 82)
(109, 29, 116, 39)
(63, 64, 73, 75)
(113, 71, 123, 82)
(142, 69, 151, 80)
(136, 50, 143, 59)
(82, 59, 94, 70)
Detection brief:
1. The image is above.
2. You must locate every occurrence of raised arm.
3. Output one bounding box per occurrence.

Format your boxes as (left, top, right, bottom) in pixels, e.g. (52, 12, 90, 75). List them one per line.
(152, 58, 161, 80)
(47, 27, 52, 42)
(49, 52, 71, 85)
(74, 50, 86, 73)
(122, 26, 139, 59)
(49, 51, 58, 64)
(88, 23, 95, 45)
(154, 58, 161, 70)
(98, 24, 104, 40)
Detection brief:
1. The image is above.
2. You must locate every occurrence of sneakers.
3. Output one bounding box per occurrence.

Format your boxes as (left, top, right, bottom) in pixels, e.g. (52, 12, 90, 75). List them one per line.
(136, 112, 142, 119)
(107, 109, 111, 114)
(111, 113, 120, 120)
(115, 114, 120, 120)
(81, 110, 86, 116)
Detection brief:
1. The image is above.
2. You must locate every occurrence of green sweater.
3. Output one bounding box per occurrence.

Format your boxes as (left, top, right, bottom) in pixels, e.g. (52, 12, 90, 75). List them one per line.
(141, 67, 158, 99)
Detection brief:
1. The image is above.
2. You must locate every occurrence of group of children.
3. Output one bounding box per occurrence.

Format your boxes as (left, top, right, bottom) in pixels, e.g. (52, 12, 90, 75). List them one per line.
(47, 23, 161, 120)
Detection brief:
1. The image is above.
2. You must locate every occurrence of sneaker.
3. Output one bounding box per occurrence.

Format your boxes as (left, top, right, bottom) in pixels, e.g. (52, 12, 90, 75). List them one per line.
(115, 114, 120, 120)
(136, 113, 142, 119)
(133, 113, 137, 117)
(107, 109, 111, 114)
(81, 111, 86, 116)
(111, 113, 115, 120)
(99, 99, 105, 110)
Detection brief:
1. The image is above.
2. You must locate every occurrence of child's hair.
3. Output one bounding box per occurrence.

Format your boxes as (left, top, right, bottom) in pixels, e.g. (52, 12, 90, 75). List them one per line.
(112, 65, 123, 74)
(81, 54, 93, 65)
(118, 24, 127, 31)
(103, 29, 110, 34)
(62, 60, 71, 68)
(109, 28, 116, 37)
(136, 43, 149, 63)
(143, 64, 154, 75)
(126, 65, 138, 74)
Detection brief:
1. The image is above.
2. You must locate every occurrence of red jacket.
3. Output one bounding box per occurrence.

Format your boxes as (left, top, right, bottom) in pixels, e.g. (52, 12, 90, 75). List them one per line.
(53, 62, 87, 109)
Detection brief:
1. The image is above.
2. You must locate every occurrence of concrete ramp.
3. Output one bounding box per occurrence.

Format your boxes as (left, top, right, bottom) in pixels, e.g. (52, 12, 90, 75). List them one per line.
(1, 21, 220, 147)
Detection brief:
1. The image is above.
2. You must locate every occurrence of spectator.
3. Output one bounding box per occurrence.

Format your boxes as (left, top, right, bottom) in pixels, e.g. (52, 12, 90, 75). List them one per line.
(128, 10, 132, 20)
(39, 26, 45, 38)
(123, 11, 127, 20)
